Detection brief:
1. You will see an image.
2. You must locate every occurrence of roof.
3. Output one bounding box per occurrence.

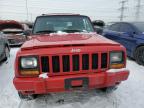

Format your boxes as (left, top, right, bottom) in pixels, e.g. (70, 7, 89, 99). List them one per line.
(108, 21, 144, 25)
(41, 13, 80, 16)
(36, 13, 84, 18)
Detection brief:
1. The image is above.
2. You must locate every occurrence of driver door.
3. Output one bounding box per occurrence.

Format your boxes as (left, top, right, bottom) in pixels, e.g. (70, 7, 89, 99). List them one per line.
(119, 23, 136, 55)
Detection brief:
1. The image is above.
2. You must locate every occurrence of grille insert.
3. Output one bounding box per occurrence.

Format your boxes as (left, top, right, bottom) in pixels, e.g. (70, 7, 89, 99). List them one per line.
(82, 54, 89, 70)
(72, 55, 79, 71)
(52, 56, 60, 73)
(101, 53, 108, 68)
(62, 55, 70, 72)
(41, 56, 49, 73)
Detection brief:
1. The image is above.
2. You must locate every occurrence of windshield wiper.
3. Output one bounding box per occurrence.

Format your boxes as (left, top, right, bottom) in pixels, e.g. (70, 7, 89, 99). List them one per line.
(62, 29, 83, 33)
(36, 30, 56, 34)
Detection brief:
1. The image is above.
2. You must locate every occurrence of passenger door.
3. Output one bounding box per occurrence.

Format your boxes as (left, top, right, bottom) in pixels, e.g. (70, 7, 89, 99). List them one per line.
(119, 23, 136, 55)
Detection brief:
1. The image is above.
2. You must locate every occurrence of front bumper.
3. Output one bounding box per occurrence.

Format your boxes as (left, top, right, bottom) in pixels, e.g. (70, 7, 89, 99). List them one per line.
(13, 69, 129, 94)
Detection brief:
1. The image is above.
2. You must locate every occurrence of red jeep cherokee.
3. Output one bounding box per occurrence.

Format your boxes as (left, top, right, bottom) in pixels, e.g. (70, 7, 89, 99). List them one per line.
(13, 14, 129, 100)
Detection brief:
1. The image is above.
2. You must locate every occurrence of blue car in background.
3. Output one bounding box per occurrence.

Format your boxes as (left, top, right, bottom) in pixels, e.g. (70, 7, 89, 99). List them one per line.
(103, 22, 144, 65)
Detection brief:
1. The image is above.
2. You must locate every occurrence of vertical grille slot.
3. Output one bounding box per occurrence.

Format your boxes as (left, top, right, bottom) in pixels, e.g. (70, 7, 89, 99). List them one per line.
(101, 53, 107, 68)
(82, 54, 89, 70)
(72, 55, 79, 71)
(62, 55, 70, 72)
(92, 54, 98, 69)
(52, 56, 60, 73)
(41, 56, 49, 73)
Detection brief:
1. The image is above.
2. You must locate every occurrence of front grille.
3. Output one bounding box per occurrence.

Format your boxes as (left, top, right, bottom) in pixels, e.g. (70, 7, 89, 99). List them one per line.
(8, 39, 16, 44)
(41, 53, 108, 73)
(92, 54, 98, 69)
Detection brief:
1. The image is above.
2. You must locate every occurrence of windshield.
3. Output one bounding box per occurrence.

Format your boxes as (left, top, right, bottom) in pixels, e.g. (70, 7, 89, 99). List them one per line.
(33, 16, 94, 34)
(133, 22, 144, 32)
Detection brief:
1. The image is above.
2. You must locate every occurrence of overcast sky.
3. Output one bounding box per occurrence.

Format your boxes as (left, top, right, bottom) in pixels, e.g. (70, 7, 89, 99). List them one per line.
(0, 0, 144, 22)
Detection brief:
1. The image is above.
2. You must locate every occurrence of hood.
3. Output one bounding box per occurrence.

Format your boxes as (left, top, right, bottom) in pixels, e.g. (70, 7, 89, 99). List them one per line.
(21, 33, 120, 50)
(0, 20, 23, 31)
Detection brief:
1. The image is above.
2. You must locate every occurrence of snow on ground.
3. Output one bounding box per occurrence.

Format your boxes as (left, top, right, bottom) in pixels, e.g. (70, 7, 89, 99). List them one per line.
(0, 48, 144, 108)
(0, 48, 20, 108)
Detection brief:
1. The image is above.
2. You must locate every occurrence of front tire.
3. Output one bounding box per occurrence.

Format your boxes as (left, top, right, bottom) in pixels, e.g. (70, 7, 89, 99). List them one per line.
(135, 46, 144, 65)
(99, 86, 118, 93)
(18, 92, 37, 100)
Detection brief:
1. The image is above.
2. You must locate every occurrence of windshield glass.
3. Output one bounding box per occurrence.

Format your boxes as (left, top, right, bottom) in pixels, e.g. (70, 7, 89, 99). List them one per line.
(33, 15, 94, 34)
(133, 22, 144, 32)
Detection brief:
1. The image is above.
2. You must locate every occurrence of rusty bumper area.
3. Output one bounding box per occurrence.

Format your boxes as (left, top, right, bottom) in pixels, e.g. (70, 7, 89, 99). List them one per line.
(13, 70, 129, 95)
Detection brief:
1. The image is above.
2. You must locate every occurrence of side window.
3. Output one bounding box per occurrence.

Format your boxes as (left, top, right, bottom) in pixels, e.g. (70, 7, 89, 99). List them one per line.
(120, 24, 134, 33)
(109, 24, 120, 32)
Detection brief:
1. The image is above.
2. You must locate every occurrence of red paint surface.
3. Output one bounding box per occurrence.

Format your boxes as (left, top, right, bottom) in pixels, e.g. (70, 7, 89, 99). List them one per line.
(13, 71, 129, 94)
(13, 30, 129, 95)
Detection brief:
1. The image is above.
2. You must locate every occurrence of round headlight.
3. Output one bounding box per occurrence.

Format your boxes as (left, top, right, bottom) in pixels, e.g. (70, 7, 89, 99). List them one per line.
(21, 57, 38, 69)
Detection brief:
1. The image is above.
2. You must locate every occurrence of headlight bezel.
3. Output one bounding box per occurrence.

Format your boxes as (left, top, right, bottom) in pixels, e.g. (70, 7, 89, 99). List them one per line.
(110, 51, 125, 69)
(18, 55, 40, 76)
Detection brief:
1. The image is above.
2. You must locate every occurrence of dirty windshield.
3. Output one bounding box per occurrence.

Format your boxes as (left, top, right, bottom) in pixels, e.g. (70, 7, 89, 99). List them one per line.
(33, 16, 94, 34)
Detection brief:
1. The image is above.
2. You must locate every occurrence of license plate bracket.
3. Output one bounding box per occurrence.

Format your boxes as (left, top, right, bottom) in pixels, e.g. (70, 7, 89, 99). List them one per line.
(65, 77, 89, 90)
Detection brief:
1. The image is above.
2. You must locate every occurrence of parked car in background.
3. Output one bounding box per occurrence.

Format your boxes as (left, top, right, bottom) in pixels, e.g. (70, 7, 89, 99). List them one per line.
(103, 22, 144, 65)
(13, 14, 129, 100)
(0, 32, 10, 62)
(21, 21, 34, 30)
(0, 20, 27, 46)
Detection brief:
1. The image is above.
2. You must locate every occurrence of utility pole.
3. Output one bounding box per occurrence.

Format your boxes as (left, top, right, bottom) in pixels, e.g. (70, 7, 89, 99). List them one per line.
(119, 0, 128, 21)
(25, 0, 29, 21)
(135, 0, 143, 21)
(30, 13, 32, 22)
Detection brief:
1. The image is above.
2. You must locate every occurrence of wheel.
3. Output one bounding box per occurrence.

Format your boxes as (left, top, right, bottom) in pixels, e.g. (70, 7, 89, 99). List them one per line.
(134, 46, 144, 65)
(99, 86, 118, 93)
(3, 46, 10, 61)
(18, 92, 37, 100)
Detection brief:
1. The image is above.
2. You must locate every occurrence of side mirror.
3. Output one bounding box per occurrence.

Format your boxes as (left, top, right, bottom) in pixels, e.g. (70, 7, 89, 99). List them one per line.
(94, 26, 103, 35)
(123, 31, 136, 37)
(23, 29, 32, 36)
(92, 20, 105, 27)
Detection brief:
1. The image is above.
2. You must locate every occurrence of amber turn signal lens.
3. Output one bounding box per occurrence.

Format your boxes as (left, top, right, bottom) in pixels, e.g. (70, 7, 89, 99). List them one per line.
(20, 70, 39, 75)
(110, 63, 124, 69)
